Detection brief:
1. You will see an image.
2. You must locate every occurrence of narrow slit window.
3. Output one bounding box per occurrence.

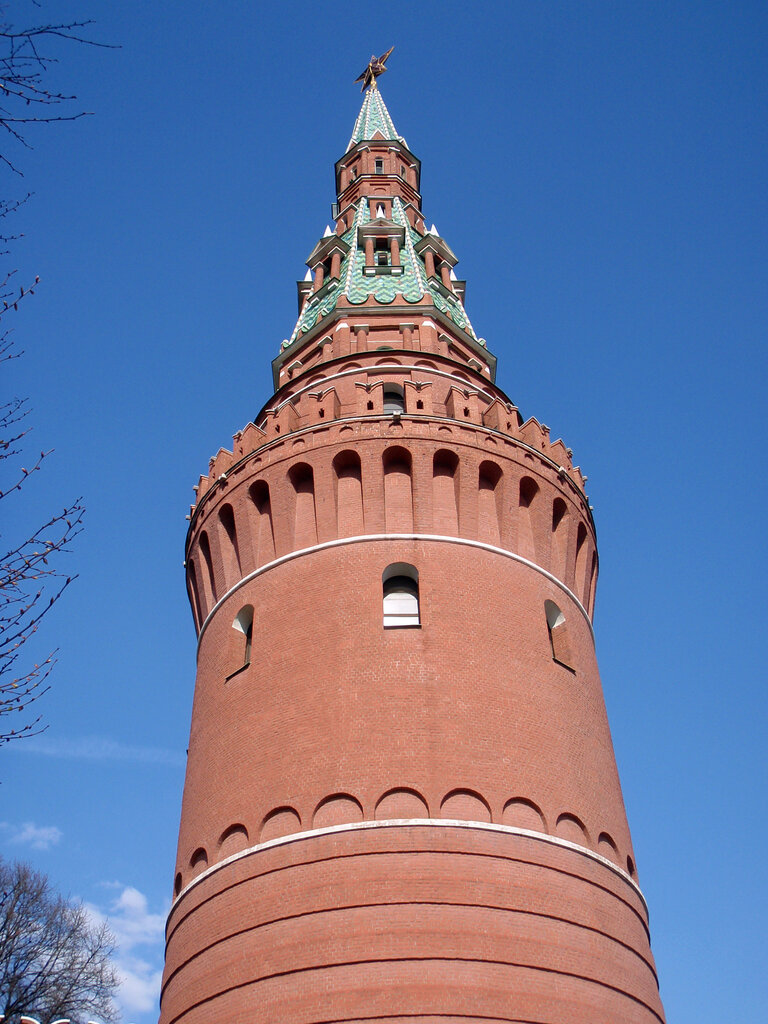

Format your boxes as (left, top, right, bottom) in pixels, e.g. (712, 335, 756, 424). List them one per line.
(383, 563, 420, 628)
(375, 158, 383, 174)
(229, 605, 254, 676)
(544, 600, 575, 671)
(244, 617, 253, 665)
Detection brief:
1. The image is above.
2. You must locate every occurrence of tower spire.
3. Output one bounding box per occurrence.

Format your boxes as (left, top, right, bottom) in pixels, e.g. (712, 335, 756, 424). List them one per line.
(346, 82, 404, 150)
(277, 89, 489, 386)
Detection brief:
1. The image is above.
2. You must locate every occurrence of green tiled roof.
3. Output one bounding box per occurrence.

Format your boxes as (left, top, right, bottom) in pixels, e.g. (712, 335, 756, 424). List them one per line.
(347, 87, 405, 150)
(283, 196, 480, 350)
(279, 88, 485, 356)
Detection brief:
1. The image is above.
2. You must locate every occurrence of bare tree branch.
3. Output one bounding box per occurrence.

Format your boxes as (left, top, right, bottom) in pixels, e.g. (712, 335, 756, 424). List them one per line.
(0, 857, 119, 1022)
(0, 6, 109, 747)
(0, 6, 115, 174)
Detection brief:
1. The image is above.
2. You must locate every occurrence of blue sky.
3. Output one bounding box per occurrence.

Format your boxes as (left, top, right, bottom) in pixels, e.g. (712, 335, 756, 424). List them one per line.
(2, 1, 766, 1020)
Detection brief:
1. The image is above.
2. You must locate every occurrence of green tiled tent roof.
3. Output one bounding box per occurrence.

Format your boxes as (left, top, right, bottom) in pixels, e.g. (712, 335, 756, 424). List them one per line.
(280, 88, 484, 355)
(284, 195, 479, 349)
(347, 87, 405, 150)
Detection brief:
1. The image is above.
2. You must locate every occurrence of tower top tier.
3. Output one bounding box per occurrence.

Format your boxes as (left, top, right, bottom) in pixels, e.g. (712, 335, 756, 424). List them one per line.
(274, 88, 495, 388)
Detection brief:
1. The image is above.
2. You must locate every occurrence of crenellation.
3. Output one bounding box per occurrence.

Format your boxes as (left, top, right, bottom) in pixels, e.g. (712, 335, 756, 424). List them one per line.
(519, 415, 548, 450)
(404, 378, 433, 415)
(186, 418, 597, 638)
(445, 385, 482, 424)
(549, 438, 572, 469)
(192, 399, 592, 538)
(237, 421, 265, 457)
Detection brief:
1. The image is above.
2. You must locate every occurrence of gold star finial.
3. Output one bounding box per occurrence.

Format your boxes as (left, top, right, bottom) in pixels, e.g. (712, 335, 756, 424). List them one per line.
(354, 46, 394, 92)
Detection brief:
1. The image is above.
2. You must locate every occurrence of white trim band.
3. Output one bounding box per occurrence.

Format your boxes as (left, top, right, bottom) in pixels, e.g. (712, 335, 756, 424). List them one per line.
(196, 533, 593, 650)
(172, 817, 646, 915)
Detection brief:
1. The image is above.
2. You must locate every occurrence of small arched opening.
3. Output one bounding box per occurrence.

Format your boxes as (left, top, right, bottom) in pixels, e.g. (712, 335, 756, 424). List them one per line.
(382, 563, 420, 628)
(545, 599, 575, 671)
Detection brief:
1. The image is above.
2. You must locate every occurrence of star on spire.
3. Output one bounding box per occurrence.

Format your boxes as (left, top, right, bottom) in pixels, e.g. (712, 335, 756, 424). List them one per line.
(354, 46, 394, 92)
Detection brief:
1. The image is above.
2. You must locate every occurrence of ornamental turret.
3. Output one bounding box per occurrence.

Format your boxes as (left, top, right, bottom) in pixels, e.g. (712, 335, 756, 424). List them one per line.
(160, 72, 666, 1024)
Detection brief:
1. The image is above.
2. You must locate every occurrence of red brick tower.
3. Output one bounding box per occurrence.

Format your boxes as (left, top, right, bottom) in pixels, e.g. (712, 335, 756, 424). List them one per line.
(160, 78, 666, 1024)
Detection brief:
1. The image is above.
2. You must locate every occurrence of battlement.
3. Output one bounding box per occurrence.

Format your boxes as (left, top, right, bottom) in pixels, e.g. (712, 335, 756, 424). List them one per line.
(191, 354, 588, 515)
(184, 414, 598, 640)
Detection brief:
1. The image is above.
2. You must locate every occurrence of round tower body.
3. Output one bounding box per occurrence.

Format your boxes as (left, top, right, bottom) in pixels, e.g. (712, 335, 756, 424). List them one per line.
(160, 85, 665, 1024)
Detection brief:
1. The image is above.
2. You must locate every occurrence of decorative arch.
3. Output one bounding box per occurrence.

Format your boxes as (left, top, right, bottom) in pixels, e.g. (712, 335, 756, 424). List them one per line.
(249, 480, 275, 564)
(598, 831, 620, 866)
(588, 550, 598, 616)
(551, 498, 568, 579)
(198, 531, 217, 610)
(440, 788, 492, 823)
(555, 812, 589, 846)
(432, 449, 460, 534)
(478, 461, 503, 545)
(333, 450, 364, 537)
(502, 797, 547, 833)
(383, 446, 414, 532)
(375, 787, 429, 819)
(288, 462, 318, 548)
(217, 503, 241, 587)
(312, 793, 364, 829)
(574, 522, 588, 601)
(517, 477, 539, 561)
(189, 847, 208, 876)
(187, 559, 203, 630)
(260, 806, 301, 843)
(218, 823, 249, 859)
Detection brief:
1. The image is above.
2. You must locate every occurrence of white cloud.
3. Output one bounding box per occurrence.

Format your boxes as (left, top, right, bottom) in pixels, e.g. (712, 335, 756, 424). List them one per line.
(0, 820, 63, 850)
(87, 884, 167, 1021)
(15, 735, 185, 767)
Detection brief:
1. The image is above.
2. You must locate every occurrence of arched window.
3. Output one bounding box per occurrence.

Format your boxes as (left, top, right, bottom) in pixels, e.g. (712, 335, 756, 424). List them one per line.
(545, 599, 575, 671)
(382, 384, 405, 414)
(383, 563, 420, 628)
(230, 605, 254, 675)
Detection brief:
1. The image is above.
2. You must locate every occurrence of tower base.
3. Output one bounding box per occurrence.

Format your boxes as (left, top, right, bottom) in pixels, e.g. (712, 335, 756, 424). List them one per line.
(160, 821, 664, 1024)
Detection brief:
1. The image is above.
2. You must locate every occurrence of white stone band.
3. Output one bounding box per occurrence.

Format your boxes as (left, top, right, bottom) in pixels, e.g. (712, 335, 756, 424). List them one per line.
(172, 817, 646, 914)
(196, 533, 593, 650)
